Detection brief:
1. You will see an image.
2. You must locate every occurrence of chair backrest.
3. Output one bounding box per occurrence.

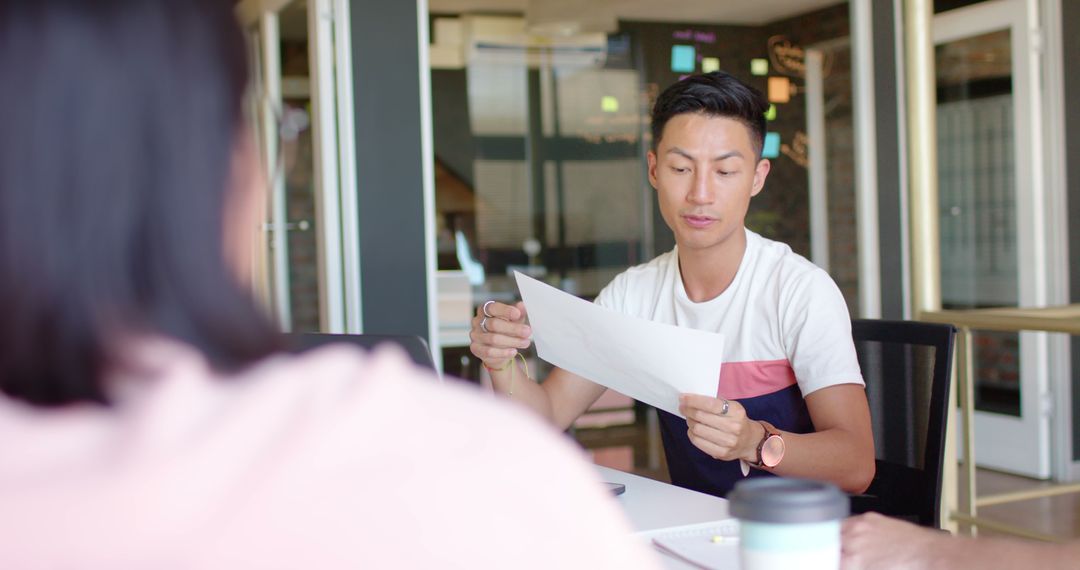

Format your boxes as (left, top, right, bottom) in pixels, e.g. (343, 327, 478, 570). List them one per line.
(284, 333, 437, 371)
(850, 319, 955, 527)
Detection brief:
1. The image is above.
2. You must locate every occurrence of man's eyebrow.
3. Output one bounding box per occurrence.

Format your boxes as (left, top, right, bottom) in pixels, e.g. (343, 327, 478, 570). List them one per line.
(666, 147, 696, 161)
(665, 147, 744, 161)
(713, 150, 744, 161)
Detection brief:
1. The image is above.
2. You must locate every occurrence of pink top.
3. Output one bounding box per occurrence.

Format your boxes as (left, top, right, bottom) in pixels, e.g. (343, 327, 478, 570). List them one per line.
(0, 342, 657, 569)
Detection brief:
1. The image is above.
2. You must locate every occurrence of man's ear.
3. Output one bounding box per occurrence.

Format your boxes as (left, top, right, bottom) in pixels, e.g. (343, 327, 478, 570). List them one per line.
(647, 150, 659, 190)
(750, 158, 771, 197)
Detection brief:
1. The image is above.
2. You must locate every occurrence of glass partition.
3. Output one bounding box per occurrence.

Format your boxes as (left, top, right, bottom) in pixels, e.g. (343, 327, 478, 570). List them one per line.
(238, 0, 356, 333)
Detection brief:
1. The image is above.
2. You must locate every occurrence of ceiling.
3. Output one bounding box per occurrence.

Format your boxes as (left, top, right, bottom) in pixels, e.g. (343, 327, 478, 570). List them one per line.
(428, 0, 844, 26)
(279, 0, 845, 41)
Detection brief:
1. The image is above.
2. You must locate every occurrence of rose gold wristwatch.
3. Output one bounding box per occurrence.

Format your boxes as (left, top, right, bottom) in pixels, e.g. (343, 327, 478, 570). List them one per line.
(751, 421, 785, 469)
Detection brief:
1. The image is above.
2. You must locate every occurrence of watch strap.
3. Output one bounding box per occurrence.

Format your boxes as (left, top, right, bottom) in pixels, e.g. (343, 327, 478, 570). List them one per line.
(751, 420, 777, 468)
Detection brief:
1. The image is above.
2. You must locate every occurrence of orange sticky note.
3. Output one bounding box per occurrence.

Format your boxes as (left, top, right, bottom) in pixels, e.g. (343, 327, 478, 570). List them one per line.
(768, 77, 790, 103)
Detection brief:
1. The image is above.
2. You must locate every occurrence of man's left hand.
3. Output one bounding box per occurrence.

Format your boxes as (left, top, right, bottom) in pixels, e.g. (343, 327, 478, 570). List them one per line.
(679, 394, 763, 463)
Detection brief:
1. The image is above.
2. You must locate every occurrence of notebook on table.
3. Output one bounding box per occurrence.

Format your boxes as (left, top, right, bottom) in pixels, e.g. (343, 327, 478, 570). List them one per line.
(640, 519, 740, 570)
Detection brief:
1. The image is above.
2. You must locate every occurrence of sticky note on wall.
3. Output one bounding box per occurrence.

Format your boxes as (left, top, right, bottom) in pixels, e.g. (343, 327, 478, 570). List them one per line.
(751, 58, 769, 76)
(762, 132, 781, 158)
(671, 45, 696, 73)
(701, 57, 720, 73)
(767, 77, 791, 103)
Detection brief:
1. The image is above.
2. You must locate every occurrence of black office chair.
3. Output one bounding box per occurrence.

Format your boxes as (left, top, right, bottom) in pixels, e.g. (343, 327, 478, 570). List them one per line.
(849, 319, 955, 528)
(284, 332, 437, 371)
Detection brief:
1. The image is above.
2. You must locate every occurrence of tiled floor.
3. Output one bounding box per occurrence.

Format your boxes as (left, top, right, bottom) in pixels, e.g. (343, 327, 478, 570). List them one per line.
(575, 412, 1080, 542)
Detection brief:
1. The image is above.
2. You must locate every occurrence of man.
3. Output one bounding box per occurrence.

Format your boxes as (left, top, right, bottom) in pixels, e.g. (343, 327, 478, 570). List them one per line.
(471, 71, 874, 497)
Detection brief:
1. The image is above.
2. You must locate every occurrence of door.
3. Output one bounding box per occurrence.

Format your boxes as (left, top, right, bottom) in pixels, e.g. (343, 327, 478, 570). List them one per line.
(934, 0, 1051, 478)
(237, 0, 360, 333)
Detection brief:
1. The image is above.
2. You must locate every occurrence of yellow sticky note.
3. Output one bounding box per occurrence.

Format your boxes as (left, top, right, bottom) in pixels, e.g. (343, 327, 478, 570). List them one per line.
(601, 96, 619, 113)
(751, 58, 769, 76)
(701, 57, 720, 73)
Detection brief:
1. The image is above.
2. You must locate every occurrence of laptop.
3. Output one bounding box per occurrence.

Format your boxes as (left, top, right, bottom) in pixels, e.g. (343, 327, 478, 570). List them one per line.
(284, 333, 437, 371)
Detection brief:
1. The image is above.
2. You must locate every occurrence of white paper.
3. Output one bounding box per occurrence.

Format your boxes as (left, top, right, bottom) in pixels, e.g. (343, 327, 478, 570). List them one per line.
(514, 272, 723, 417)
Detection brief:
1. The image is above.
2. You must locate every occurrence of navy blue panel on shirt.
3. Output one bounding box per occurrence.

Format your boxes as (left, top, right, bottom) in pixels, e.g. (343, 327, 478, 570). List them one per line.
(658, 383, 814, 498)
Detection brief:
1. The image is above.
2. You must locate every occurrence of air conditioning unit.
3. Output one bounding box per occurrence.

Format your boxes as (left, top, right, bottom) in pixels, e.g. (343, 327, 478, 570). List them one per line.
(430, 15, 608, 70)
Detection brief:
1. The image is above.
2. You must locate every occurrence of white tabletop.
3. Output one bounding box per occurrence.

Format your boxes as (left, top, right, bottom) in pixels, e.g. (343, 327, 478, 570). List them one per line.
(597, 466, 731, 532)
(596, 467, 735, 569)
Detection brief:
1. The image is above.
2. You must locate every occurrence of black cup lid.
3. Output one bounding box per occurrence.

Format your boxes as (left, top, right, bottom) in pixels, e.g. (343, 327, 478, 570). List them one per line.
(728, 478, 849, 524)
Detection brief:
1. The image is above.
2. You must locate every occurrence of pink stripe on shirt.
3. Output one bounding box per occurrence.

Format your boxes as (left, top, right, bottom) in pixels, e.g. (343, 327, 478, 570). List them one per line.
(717, 359, 797, 400)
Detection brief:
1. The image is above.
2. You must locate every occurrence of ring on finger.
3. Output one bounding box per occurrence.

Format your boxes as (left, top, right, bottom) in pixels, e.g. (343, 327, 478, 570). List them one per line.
(720, 399, 730, 415)
(480, 316, 491, 334)
(482, 300, 496, 318)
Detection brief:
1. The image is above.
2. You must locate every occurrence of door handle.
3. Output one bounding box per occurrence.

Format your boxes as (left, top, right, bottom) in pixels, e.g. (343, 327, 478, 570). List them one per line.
(262, 220, 311, 232)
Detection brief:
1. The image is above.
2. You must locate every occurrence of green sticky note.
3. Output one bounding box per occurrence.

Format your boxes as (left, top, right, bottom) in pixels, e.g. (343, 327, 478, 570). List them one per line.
(765, 104, 777, 121)
(601, 96, 619, 113)
(751, 58, 769, 76)
(671, 45, 696, 73)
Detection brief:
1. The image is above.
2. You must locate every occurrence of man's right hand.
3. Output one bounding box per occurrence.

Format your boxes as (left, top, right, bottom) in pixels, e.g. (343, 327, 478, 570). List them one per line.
(469, 301, 533, 370)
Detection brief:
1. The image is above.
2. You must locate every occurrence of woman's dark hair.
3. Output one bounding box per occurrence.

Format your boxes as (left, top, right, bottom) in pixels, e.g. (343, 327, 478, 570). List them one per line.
(650, 71, 769, 158)
(0, 0, 281, 406)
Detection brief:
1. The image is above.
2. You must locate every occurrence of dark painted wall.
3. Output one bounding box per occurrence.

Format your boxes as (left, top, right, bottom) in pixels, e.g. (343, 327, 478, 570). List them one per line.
(873, 1, 905, 320)
(760, 3, 851, 261)
(1062, 0, 1080, 461)
(351, 0, 430, 340)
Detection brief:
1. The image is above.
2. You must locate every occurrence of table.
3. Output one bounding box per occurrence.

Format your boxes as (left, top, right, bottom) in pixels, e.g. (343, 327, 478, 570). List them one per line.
(597, 467, 733, 569)
(921, 304, 1080, 540)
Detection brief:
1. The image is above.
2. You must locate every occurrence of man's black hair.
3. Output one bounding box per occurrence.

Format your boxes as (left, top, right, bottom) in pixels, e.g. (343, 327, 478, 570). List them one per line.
(650, 71, 769, 158)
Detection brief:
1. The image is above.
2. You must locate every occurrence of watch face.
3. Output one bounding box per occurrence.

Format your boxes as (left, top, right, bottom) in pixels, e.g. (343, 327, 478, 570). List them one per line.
(761, 435, 785, 467)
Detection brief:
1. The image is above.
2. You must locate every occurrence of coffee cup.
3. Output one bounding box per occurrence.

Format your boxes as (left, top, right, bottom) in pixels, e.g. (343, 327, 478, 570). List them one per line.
(728, 478, 849, 570)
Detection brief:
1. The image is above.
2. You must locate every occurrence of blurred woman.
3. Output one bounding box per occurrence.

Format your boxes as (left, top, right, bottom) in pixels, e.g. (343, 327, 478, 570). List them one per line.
(0, 1, 655, 568)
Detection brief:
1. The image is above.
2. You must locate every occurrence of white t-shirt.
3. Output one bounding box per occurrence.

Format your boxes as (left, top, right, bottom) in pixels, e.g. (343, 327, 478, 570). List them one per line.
(0, 341, 658, 569)
(594, 228, 863, 497)
(595, 227, 863, 399)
